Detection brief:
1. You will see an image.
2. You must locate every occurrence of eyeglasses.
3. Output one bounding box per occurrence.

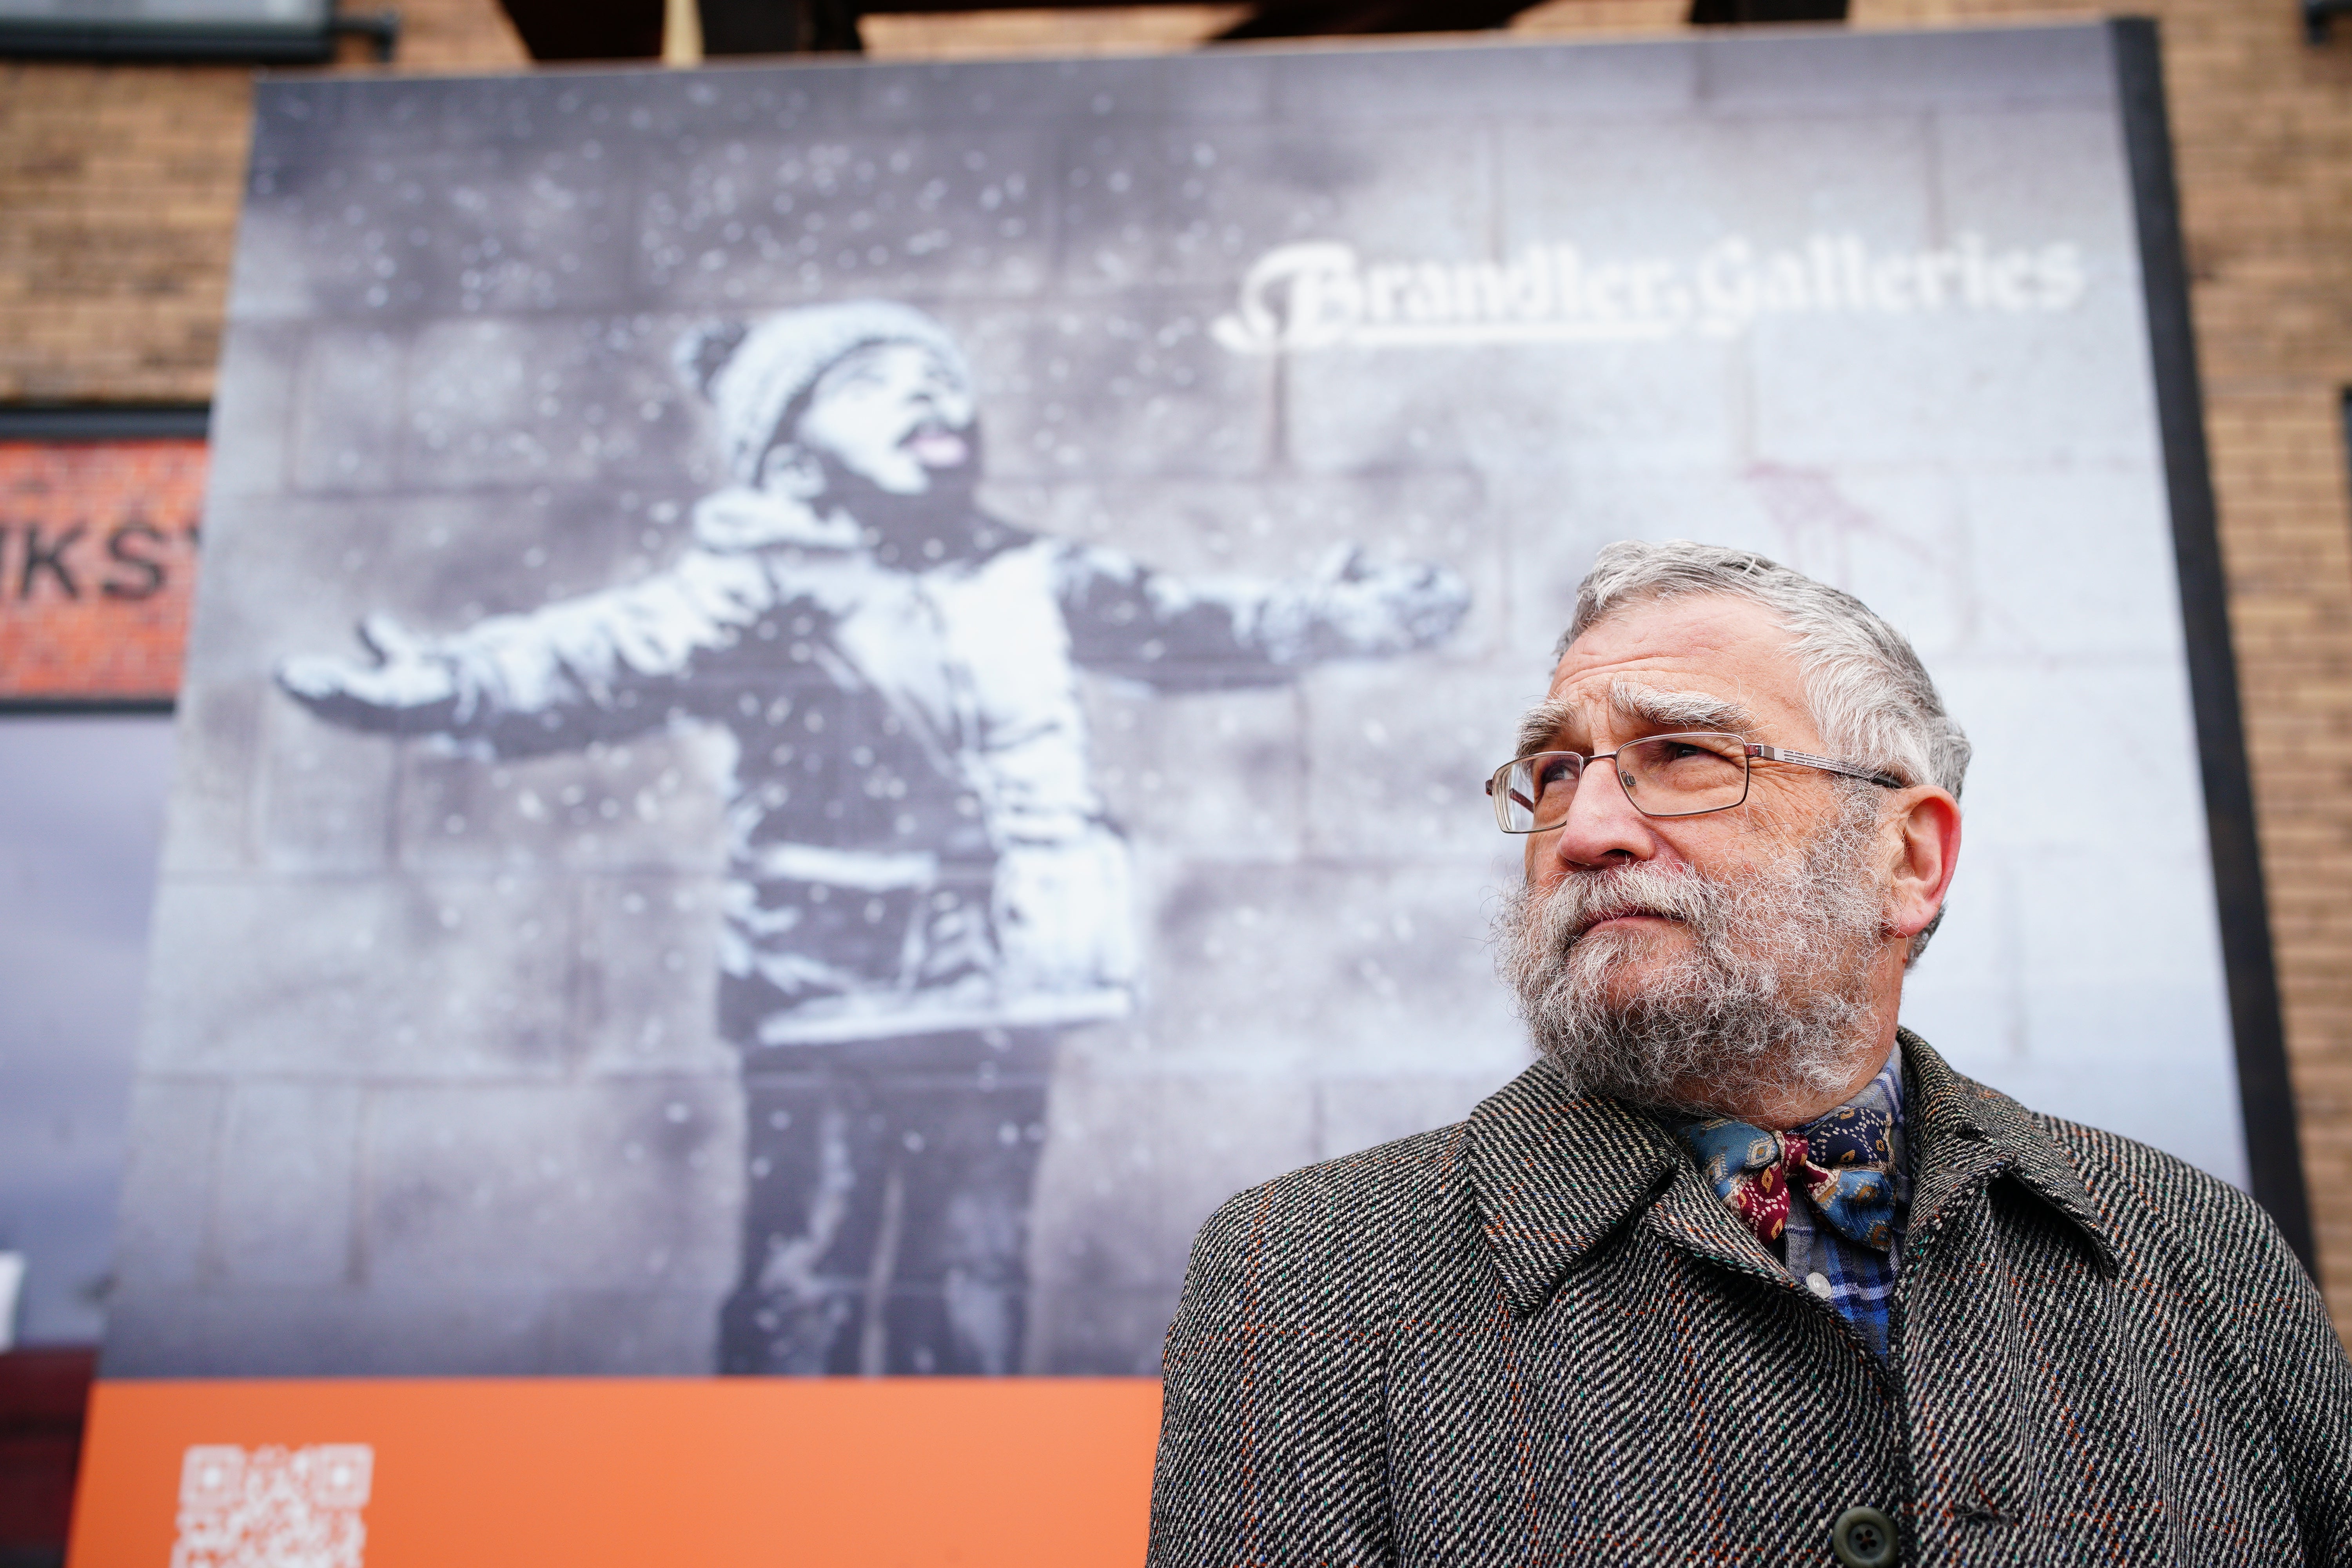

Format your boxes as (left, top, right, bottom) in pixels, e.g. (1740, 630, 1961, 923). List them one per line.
(1485, 731, 1904, 833)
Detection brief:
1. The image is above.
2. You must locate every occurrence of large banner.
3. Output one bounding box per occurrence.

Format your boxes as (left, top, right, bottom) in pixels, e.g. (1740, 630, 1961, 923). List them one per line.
(86, 16, 2289, 1556)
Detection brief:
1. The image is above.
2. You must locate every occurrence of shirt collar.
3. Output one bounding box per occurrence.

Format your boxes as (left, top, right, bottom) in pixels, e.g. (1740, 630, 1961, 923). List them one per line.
(1859, 1050, 1903, 1129)
(1465, 1029, 2121, 1318)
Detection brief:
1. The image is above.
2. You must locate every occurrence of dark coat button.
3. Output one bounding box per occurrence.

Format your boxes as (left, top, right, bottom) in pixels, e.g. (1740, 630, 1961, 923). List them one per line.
(1831, 1505, 1898, 1567)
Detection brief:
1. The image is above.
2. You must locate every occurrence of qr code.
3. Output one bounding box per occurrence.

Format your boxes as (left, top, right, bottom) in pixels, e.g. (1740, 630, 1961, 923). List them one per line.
(170, 1444, 374, 1568)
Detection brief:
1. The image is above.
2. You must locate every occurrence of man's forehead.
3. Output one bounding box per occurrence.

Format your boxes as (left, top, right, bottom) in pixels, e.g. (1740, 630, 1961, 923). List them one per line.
(1532, 593, 1814, 747)
(1550, 595, 1798, 695)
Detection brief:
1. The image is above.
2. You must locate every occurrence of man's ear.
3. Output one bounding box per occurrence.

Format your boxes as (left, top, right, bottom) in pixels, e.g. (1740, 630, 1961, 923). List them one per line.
(1884, 788, 1962, 943)
(755, 442, 825, 501)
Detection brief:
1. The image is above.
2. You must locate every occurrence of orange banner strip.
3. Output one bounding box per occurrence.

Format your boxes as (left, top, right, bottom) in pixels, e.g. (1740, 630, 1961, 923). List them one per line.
(71, 1377, 1161, 1567)
(0, 439, 204, 703)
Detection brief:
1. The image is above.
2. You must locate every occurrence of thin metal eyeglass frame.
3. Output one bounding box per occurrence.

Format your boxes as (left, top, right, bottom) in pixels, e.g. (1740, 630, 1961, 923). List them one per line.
(1482, 731, 1906, 834)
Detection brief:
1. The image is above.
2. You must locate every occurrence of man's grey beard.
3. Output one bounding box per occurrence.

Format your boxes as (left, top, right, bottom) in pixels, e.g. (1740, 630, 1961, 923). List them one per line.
(1496, 794, 1887, 1116)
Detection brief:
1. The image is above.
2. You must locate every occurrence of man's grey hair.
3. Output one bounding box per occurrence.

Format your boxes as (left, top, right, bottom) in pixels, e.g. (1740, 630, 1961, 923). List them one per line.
(1562, 539, 1971, 960)
(1565, 541, 1969, 797)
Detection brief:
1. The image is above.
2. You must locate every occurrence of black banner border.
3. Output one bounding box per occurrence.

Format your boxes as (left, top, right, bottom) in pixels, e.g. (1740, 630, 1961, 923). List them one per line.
(2111, 16, 2317, 1272)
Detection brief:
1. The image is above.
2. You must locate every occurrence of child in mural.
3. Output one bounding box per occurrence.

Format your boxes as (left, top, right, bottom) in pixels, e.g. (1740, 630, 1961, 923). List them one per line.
(278, 301, 1469, 1376)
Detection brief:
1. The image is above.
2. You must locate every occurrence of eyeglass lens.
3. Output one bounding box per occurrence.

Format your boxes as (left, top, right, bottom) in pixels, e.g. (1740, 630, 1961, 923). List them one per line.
(1492, 734, 1751, 831)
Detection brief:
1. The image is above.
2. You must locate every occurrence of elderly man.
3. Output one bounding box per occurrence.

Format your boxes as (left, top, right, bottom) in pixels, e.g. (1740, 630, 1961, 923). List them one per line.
(1149, 541, 2350, 1566)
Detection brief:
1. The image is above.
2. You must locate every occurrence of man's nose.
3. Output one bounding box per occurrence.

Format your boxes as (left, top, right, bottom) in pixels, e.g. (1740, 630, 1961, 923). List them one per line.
(1544, 759, 1656, 870)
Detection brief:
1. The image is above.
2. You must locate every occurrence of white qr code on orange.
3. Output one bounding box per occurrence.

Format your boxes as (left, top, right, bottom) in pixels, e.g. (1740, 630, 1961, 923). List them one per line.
(170, 1443, 374, 1568)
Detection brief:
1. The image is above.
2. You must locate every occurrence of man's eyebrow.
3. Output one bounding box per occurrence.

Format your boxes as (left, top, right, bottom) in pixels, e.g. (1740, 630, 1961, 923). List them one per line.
(1512, 684, 1757, 757)
(1610, 680, 1755, 734)
(1515, 696, 1577, 759)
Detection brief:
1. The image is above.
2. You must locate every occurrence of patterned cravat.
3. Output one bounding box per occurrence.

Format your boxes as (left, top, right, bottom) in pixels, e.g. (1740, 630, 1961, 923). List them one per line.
(1681, 1087, 1900, 1252)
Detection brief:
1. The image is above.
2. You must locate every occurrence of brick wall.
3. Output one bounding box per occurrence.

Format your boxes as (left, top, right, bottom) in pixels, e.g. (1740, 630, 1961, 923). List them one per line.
(0, 0, 527, 403)
(0, 67, 249, 402)
(3, 0, 2348, 1333)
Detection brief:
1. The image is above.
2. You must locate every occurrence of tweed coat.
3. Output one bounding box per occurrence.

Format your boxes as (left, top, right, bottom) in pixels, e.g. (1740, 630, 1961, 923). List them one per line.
(1149, 1032, 2352, 1566)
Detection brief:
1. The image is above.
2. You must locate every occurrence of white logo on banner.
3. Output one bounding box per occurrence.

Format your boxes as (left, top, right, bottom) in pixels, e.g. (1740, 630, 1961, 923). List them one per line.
(1210, 234, 2087, 353)
(170, 1444, 374, 1568)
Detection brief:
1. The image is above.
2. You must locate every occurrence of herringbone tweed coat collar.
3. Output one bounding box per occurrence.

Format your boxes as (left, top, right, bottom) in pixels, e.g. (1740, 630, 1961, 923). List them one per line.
(1468, 1029, 2120, 1319)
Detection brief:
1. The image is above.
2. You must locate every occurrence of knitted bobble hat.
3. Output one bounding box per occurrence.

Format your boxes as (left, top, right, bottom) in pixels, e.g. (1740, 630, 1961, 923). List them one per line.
(675, 302, 971, 486)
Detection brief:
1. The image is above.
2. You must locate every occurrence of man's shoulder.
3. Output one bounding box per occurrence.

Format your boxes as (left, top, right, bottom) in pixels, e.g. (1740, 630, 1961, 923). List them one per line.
(1930, 1047, 2302, 1289)
(2025, 1103, 2240, 1196)
(1183, 1120, 1479, 1291)
(2024, 1102, 2294, 1267)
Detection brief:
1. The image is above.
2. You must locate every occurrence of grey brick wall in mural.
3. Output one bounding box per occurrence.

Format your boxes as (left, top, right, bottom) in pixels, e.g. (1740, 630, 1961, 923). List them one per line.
(109, 24, 2244, 1375)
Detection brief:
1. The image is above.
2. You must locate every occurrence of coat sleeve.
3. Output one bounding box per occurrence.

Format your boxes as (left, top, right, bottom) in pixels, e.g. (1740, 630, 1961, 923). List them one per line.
(1149, 1179, 1396, 1568)
(1057, 541, 1468, 691)
(2236, 1209, 2352, 1565)
(284, 549, 783, 753)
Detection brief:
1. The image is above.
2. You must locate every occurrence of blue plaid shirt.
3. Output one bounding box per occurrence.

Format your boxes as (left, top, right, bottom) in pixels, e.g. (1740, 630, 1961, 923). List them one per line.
(1778, 1055, 1907, 1359)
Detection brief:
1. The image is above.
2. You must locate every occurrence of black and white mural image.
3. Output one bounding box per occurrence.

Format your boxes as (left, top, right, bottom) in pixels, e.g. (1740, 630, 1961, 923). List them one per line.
(110, 23, 2256, 1376)
(275, 300, 1466, 1374)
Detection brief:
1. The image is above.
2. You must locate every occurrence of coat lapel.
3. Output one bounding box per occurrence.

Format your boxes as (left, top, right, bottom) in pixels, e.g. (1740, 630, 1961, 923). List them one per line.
(1462, 1059, 1683, 1317)
(1639, 1157, 1804, 1289)
(1901, 1031, 2122, 1276)
(1464, 1034, 2123, 1326)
